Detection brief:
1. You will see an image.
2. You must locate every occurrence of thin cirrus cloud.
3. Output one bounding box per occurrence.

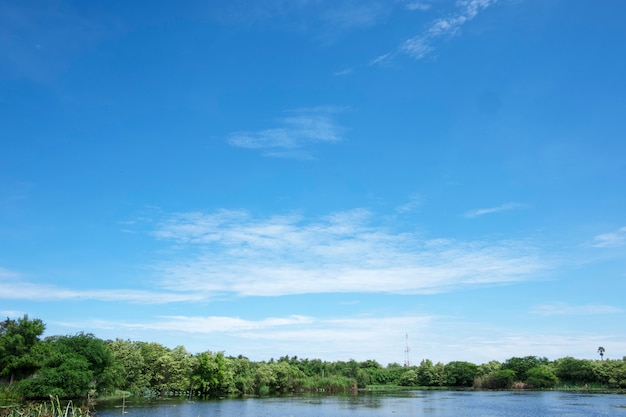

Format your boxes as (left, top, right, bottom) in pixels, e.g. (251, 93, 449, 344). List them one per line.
(64, 315, 317, 334)
(464, 202, 525, 218)
(216, 0, 390, 29)
(592, 226, 626, 248)
(321, 1, 389, 29)
(530, 303, 624, 316)
(333, 68, 353, 76)
(0, 272, 203, 304)
(402, 0, 497, 59)
(151, 208, 549, 298)
(395, 194, 423, 213)
(372, 0, 497, 63)
(57, 314, 435, 361)
(403, 1, 432, 12)
(53, 312, 623, 364)
(226, 107, 345, 159)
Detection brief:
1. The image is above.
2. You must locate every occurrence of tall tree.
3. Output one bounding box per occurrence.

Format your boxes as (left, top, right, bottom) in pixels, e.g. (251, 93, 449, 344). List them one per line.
(598, 346, 605, 361)
(193, 351, 227, 397)
(502, 356, 548, 382)
(0, 315, 45, 384)
(16, 333, 115, 398)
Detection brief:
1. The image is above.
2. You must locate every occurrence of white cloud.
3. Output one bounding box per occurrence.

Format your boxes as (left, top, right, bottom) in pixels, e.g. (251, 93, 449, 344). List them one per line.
(401, 1, 431, 11)
(369, 52, 392, 66)
(56, 312, 626, 364)
(151, 208, 549, 297)
(75, 315, 316, 333)
(227, 107, 344, 158)
(592, 226, 626, 248)
(530, 303, 624, 316)
(393, 0, 497, 61)
(0, 310, 26, 319)
(333, 68, 353, 76)
(464, 202, 525, 218)
(59, 313, 435, 363)
(214, 1, 393, 38)
(0, 273, 203, 304)
(396, 194, 423, 213)
(321, 1, 389, 29)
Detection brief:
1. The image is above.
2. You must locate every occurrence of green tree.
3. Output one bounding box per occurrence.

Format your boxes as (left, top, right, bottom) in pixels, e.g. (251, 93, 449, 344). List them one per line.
(0, 315, 45, 384)
(382, 363, 407, 386)
(417, 359, 445, 386)
(193, 351, 227, 397)
(444, 361, 478, 387)
(155, 345, 193, 395)
(107, 339, 149, 394)
(555, 357, 595, 385)
(477, 360, 502, 377)
(592, 359, 626, 388)
(525, 365, 558, 388)
(476, 369, 516, 389)
(502, 356, 548, 382)
(398, 369, 418, 386)
(253, 363, 276, 395)
(229, 355, 253, 394)
(51, 333, 114, 390)
(17, 350, 92, 398)
(136, 341, 170, 395)
(271, 361, 304, 393)
(15, 333, 113, 398)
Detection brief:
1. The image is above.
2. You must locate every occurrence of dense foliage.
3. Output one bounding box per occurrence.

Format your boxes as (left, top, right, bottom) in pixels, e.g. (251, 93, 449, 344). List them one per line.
(1, 315, 625, 400)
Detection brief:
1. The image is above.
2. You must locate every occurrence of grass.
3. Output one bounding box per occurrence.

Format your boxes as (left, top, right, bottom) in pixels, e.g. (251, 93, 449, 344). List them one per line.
(0, 396, 94, 417)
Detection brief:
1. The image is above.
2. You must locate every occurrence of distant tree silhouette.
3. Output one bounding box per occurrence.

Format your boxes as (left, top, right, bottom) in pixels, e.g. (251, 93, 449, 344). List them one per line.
(598, 346, 605, 360)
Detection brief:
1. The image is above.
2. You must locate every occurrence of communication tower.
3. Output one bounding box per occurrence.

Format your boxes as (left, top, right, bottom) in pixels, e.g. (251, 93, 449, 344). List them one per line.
(404, 333, 411, 367)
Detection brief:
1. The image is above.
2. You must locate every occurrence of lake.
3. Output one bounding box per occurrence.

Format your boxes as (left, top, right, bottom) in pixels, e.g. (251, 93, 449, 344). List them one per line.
(94, 390, 626, 417)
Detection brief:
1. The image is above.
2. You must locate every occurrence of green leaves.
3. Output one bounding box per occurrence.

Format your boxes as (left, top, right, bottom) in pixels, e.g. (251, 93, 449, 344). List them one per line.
(0, 315, 45, 383)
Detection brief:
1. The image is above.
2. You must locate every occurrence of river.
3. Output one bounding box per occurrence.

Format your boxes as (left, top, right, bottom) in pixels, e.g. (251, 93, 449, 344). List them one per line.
(95, 390, 626, 417)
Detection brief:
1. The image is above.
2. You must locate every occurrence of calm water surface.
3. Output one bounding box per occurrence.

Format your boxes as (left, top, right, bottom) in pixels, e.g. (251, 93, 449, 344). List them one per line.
(95, 391, 626, 417)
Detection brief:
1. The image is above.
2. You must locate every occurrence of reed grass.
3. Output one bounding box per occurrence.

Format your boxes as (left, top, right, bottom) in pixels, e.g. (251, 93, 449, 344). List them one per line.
(0, 396, 93, 417)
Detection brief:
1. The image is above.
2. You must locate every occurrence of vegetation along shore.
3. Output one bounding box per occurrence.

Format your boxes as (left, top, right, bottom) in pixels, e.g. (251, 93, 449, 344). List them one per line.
(2, 314, 625, 412)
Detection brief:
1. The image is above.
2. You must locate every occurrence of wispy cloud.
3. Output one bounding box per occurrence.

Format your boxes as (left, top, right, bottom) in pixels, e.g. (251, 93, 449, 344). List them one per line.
(62, 315, 316, 334)
(0, 271, 203, 304)
(56, 312, 626, 364)
(215, 1, 391, 32)
(321, 1, 389, 29)
(333, 68, 353, 76)
(369, 53, 392, 66)
(58, 313, 434, 362)
(396, 194, 422, 213)
(402, 0, 497, 59)
(402, 1, 432, 11)
(530, 303, 624, 316)
(375, 0, 498, 63)
(464, 202, 525, 218)
(0, 310, 26, 319)
(151, 208, 549, 297)
(227, 107, 345, 158)
(592, 227, 626, 248)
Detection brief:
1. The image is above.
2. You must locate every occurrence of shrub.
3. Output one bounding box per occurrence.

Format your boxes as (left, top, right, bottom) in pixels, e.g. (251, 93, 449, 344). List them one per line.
(475, 369, 516, 389)
(525, 365, 558, 389)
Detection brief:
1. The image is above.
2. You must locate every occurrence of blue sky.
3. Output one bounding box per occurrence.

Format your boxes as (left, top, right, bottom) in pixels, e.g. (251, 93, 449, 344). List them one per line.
(1, 0, 625, 365)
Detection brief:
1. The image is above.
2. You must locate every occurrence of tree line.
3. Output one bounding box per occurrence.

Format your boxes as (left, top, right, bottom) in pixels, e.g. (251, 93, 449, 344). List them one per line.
(1, 315, 625, 400)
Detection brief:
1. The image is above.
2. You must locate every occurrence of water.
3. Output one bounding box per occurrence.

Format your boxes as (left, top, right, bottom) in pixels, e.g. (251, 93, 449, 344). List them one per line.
(94, 391, 626, 417)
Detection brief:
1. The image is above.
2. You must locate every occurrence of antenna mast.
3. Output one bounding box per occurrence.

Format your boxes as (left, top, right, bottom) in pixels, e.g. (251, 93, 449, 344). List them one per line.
(404, 333, 411, 367)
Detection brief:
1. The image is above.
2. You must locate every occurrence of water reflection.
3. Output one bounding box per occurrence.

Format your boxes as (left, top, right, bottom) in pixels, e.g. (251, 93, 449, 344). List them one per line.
(95, 391, 626, 417)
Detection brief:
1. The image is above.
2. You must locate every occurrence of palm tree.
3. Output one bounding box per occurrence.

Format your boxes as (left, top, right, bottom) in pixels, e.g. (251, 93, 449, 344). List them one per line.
(598, 346, 605, 360)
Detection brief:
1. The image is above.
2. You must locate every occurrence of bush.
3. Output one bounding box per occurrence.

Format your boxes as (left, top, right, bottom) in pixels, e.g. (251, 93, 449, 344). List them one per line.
(475, 369, 516, 389)
(525, 365, 558, 389)
(398, 370, 418, 386)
